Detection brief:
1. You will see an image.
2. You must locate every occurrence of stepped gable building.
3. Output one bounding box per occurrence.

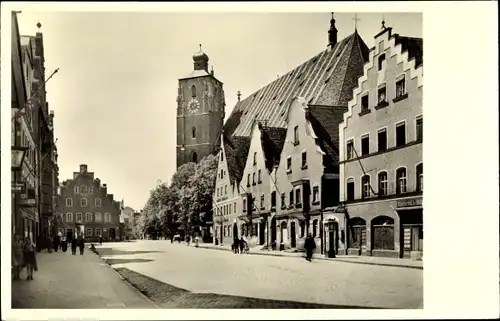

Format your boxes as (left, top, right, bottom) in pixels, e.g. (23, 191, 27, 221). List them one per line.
(213, 14, 371, 251)
(236, 123, 287, 248)
(338, 24, 423, 259)
(212, 134, 251, 245)
(58, 164, 122, 242)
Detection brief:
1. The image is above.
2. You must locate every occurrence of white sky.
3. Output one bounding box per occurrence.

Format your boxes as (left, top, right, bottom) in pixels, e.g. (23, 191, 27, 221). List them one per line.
(15, 11, 422, 210)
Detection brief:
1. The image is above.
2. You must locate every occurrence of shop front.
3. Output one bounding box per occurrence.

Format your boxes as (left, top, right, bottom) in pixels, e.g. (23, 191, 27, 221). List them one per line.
(396, 197, 423, 260)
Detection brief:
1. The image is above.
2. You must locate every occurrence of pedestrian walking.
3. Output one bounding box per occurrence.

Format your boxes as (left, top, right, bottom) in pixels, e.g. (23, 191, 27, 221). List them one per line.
(23, 236, 37, 280)
(78, 236, 85, 255)
(239, 237, 246, 254)
(232, 239, 240, 254)
(57, 231, 63, 251)
(71, 237, 77, 255)
(304, 233, 316, 262)
(48, 235, 53, 253)
(12, 235, 24, 280)
(99, 235, 103, 245)
(53, 234, 60, 253)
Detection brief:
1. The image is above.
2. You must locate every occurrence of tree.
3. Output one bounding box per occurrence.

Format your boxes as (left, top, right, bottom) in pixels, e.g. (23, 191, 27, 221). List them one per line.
(140, 155, 218, 240)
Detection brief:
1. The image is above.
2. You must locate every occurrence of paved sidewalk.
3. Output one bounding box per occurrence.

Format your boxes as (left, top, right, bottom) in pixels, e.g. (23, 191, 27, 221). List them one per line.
(11, 249, 158, 308)
(195, 242, 423, 269)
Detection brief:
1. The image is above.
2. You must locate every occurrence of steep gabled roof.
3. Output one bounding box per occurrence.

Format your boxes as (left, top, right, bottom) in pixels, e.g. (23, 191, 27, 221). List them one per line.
(224, 31, 370, 137)
(306, 105, 347, 173)
(260, 125, 287, 172)
(393, 34, 423, 68)
(223, 135, 251, 186)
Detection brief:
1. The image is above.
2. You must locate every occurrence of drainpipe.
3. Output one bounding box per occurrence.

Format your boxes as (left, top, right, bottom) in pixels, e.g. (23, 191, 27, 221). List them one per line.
(320, 209, 324, 255)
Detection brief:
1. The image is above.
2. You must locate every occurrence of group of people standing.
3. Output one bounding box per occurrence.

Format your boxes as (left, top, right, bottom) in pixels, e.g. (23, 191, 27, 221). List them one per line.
(12, 235, 37, 281)
(232, 237, 249, 254)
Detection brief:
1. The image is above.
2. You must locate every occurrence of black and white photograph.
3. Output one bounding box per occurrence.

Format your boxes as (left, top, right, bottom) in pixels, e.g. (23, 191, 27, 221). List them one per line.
(1, 1, 498, 320)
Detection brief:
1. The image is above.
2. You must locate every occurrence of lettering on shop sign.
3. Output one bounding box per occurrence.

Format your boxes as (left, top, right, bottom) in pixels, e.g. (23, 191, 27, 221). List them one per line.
(397, 197, 423, 208)
(216, 196, 228, 202)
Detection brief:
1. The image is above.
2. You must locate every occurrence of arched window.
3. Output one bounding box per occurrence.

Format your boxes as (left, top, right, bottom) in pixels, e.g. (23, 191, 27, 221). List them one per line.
(396, 167, 407, 195)
(372, 215, 395, 250)
(348, 217, 366, 249)
(191, 85, 197, 98)
(361, 175, 371, 199)
(192, 152, 198, 163)
(378, 171, 388, 196)
(416, 163, 423, 192)
(220, 151, 224, 162)
(192, 126, 196, 139)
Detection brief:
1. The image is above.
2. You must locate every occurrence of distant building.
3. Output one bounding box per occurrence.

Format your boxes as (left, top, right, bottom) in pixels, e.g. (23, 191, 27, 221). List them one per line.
(58, 164, 121, 241)
(338, 25, 423, 259)
(121, 205, 135, 239)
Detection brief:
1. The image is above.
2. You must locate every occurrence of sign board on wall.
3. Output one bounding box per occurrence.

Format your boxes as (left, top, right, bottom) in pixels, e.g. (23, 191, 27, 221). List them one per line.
(397, 197, 423, 208)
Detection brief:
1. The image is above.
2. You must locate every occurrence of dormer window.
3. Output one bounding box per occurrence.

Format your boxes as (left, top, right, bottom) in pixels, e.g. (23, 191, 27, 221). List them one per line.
(74, 186, 80, 194)
(378, 54, 386, 71)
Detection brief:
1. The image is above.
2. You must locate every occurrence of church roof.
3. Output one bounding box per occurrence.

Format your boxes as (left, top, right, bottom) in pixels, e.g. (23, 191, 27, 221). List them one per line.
(306, 105, 347, 173)
(260, 126, 287, 172)
(224, 31, 370, 138)
(223, 135, 252, 186)
(179, 69, 212, 80)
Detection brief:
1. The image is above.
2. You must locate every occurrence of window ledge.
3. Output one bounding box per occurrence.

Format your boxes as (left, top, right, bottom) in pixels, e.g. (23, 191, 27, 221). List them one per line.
(271, 206, 276, 211)
(260, 207, 265, 210)
(258, 180, 262, 184)
(246, 184, 250, 188)
(358, 109, 371, 117)
(252, 183, 256, 186)
(301, 165, 308, 170)
(286, 170, 292, 175)
(312, 201, 320, 206)
(288, 205, 294, 210)
(374, 101, 389, 110)
(393, 93, 408, 103)
(295, 203, 303, 209)
(281, 205, 286, 210)
(293, 141, 300, 146)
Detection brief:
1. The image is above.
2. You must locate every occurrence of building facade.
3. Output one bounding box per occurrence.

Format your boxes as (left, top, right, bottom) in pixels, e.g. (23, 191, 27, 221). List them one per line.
(238, 123, 286, 248)
(339, 25, 423, 259)
(176, 48, 225, 168)
(58, 164, 122, 242)
(213, 134, 251, 246)
(12, 13, 39, 244)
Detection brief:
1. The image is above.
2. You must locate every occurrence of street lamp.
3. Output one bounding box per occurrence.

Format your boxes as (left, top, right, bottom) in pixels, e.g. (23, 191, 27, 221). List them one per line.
(11, 146, 28, 171)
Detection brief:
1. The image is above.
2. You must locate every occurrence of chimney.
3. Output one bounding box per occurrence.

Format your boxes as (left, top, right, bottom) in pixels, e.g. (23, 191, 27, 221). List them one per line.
(102, 183, 107, 194)
(79, 164, 87, 173)
(210, 65, 214, 77)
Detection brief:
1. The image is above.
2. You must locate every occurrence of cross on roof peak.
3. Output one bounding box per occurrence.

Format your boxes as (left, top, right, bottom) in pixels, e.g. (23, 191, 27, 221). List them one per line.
(352, 13, 361, 30)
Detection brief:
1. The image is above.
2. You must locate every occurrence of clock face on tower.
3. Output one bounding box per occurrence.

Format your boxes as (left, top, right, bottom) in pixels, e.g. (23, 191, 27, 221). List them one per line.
(187, 98, 201, 114)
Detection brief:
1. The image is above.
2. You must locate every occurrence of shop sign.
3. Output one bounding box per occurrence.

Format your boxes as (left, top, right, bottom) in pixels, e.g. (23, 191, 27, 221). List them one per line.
(216, 196, 228, 203)
(12, 182, 25, 193)
(397, 197, 423, 208)
(20, 198, 36, 207)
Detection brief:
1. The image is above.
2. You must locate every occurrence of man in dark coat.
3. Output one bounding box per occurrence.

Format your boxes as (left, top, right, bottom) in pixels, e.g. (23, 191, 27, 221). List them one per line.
(78, 237, 85, 255)
(71, 236, 78, 255)
(304, 233, 316, 262)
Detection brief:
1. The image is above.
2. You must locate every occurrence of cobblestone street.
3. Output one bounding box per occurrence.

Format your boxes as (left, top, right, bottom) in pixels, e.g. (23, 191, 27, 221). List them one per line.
(98, 240, 423, 309)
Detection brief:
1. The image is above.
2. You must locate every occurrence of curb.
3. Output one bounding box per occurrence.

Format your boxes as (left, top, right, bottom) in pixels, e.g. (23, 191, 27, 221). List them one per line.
(196, 245, 423, 270)
(92, 250, 161, 309)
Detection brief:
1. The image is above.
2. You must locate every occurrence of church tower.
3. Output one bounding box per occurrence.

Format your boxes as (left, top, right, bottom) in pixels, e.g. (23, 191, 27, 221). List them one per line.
(176, 45, 225, 168)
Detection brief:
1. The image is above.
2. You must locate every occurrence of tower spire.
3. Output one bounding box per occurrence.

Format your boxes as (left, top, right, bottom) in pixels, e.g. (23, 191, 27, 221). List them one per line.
(328, 12, 338, 48)
(237, 90, 241, 102)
